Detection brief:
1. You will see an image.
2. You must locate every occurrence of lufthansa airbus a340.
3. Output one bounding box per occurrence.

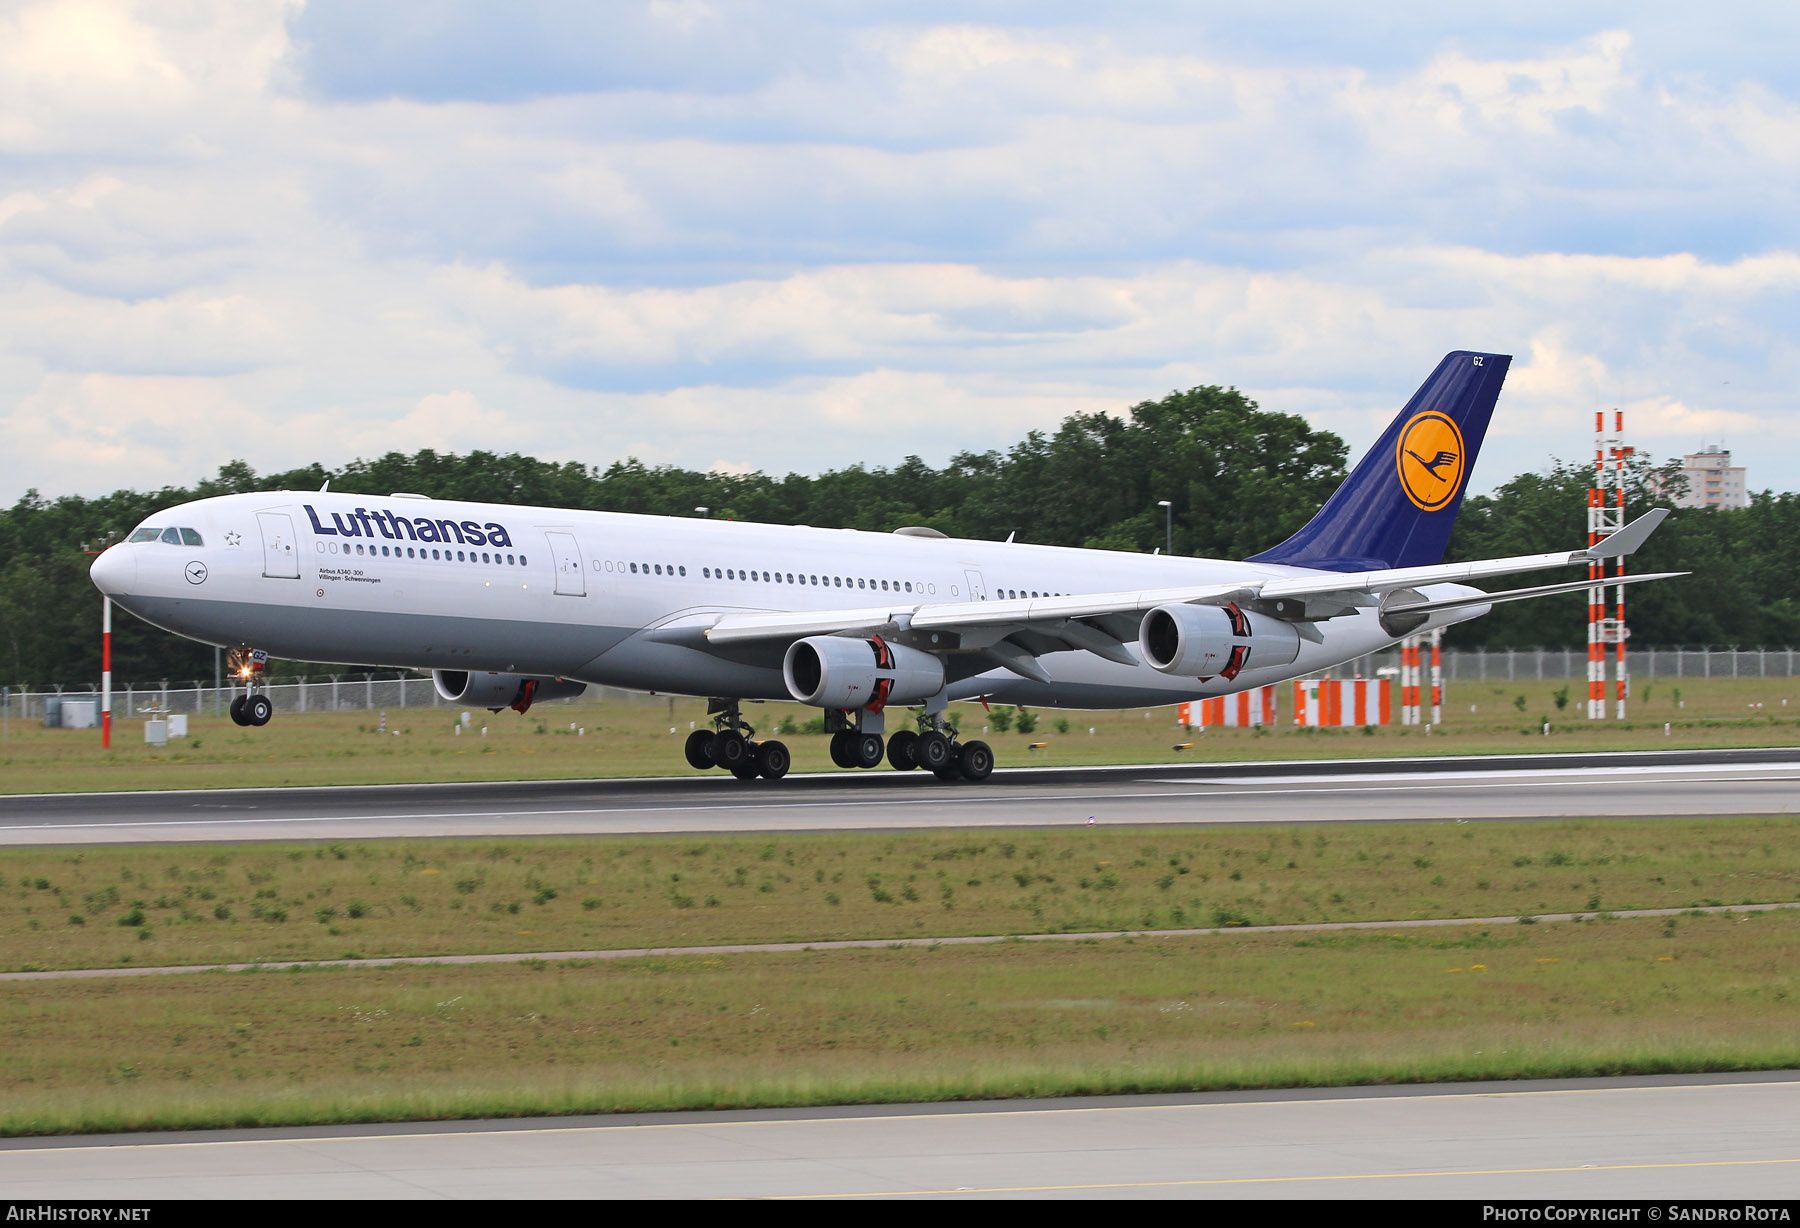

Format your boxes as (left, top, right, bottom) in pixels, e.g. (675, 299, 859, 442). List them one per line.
(89, 352, 1679, 782)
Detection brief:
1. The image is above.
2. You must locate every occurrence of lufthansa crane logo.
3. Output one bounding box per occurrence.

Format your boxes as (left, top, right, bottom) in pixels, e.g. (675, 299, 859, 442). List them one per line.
(1395, 411, 1466, 512)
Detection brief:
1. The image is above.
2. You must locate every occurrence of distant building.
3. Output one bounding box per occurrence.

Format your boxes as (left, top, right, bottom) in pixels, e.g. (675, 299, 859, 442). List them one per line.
(1671, 445, 1748, 510)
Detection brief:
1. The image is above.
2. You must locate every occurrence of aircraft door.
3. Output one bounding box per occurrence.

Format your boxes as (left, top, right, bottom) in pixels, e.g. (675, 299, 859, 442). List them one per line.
(257, 511, 300, 579)
(547, 531, 586, 596)
(963, 568, 988, 601)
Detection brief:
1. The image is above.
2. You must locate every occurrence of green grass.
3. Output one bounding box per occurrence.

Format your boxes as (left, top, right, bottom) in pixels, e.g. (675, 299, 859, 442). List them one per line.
(4, 911, 1797, 1137)
(0, 675, 1797, 794)
(6, 819, 1798, 973)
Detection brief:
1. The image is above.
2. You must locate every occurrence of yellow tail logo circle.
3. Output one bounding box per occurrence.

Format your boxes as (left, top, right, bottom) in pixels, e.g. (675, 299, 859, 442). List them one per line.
(1395, 411, 1466, 511)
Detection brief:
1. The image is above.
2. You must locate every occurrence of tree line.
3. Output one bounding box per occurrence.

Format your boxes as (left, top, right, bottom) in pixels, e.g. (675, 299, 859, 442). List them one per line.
(1, 382, 1791, 688)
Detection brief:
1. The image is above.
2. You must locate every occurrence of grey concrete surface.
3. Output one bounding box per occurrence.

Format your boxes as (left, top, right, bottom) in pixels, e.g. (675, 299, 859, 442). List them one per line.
(2, 1075, 1796, 1200)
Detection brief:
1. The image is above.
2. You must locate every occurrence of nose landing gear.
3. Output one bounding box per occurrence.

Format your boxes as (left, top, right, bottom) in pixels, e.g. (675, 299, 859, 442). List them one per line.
(226, 648, 273, 727)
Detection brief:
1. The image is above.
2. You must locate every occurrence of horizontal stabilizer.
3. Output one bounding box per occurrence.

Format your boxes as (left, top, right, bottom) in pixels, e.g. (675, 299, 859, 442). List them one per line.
(1383, 571, 1688, 617)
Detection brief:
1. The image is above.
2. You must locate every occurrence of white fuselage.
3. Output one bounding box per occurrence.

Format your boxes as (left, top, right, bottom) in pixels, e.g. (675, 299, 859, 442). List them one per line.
(90, 491, 1482, 708)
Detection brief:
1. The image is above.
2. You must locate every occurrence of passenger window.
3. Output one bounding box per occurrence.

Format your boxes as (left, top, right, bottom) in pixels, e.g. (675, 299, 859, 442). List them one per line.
(631, 562, 638, 573)
(679, 566, 686, 576)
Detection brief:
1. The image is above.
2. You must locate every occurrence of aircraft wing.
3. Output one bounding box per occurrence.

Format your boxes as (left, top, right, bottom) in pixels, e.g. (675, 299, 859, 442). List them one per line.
(701, 510, 1675, 674)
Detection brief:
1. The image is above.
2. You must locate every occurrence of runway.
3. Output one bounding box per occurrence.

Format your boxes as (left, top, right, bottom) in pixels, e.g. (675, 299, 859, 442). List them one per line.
(0, 746, 1796, 845)
(3, 1075, 1797, 1200)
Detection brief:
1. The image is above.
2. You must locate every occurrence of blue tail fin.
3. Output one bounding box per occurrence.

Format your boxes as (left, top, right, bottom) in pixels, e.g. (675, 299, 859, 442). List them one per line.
(1246, 350, 1510, 572)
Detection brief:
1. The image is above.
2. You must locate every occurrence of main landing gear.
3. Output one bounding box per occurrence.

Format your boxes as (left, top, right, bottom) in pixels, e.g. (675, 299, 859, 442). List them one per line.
(830, 710, 993, 783)
(681, 700, 993, 784)
(685, 699, 791, 781)
(226, 648, 273, 727)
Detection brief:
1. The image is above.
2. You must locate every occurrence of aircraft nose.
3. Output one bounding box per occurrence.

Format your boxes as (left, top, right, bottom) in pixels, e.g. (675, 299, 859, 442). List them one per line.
(89, 545, 137, 596)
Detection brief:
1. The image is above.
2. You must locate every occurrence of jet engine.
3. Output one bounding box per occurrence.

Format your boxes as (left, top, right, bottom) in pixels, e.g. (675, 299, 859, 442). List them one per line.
(432, 670, 587, 713)
(783, 635, 946, 711)
(1138, 602, 1301, 681)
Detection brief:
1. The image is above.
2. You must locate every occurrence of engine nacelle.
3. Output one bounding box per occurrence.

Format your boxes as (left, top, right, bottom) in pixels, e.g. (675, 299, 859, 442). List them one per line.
(1138, 602, 1302, 681)
(432, 670, 587, 713)
(783, 635, 946, 711)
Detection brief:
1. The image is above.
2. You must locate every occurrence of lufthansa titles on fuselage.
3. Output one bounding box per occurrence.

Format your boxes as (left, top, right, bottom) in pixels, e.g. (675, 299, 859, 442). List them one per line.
(304, 504, 514, 549)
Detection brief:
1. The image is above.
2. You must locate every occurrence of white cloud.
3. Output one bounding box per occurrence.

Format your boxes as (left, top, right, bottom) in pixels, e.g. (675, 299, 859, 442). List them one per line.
(2, 5, 1799, 506)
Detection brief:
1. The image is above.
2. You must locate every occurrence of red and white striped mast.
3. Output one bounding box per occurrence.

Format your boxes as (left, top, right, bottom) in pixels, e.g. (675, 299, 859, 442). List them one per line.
(101, 596, 113, 748)
(1588, 409, 1631, 719)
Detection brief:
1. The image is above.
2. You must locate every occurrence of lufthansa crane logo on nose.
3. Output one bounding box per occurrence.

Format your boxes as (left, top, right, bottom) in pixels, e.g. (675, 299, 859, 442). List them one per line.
(185, 561, 208, 585)
(1395, 411, 1466, 512)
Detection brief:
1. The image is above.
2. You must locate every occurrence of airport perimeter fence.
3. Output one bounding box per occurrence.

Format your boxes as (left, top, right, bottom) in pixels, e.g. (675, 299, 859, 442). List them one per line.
(1, 674, 654, 728)
(1369, 646, 1800, 683)
(5, 646, 1798, 728)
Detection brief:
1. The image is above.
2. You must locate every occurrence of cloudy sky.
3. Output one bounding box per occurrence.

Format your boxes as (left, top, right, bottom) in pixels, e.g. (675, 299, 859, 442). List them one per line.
(3, 1, 1798, 506)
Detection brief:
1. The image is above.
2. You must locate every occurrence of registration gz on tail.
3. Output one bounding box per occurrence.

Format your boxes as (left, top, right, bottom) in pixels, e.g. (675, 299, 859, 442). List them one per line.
(90, 352, 1682, 783)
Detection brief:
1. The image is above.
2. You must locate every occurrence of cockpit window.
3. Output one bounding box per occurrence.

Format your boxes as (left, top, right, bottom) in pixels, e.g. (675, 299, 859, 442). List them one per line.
(179, 528, 203, 546)
(129, 528, 161, 543)
(160, 528, 182, 544)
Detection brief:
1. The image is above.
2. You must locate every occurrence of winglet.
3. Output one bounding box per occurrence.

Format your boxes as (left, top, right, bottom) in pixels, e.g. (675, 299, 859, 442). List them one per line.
(1584, 508, 1670, 559)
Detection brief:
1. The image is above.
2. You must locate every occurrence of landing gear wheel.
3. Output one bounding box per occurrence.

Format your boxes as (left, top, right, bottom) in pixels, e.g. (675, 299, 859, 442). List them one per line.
(757, 740, 791, 780)
(245, 694, 273, 727)
(917, 730, 953, 773)
(684, 729, 718, 770)
(713, 730, 749, 770)
(852, 732, 884, 769)
(886, 729, 920, 771)
(957, 739, 994, 782)
(932, 755, 964, 782)
(828, 730, 856, 769)
(229, 695, 250, 726)
(730, 753, 763, 781)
